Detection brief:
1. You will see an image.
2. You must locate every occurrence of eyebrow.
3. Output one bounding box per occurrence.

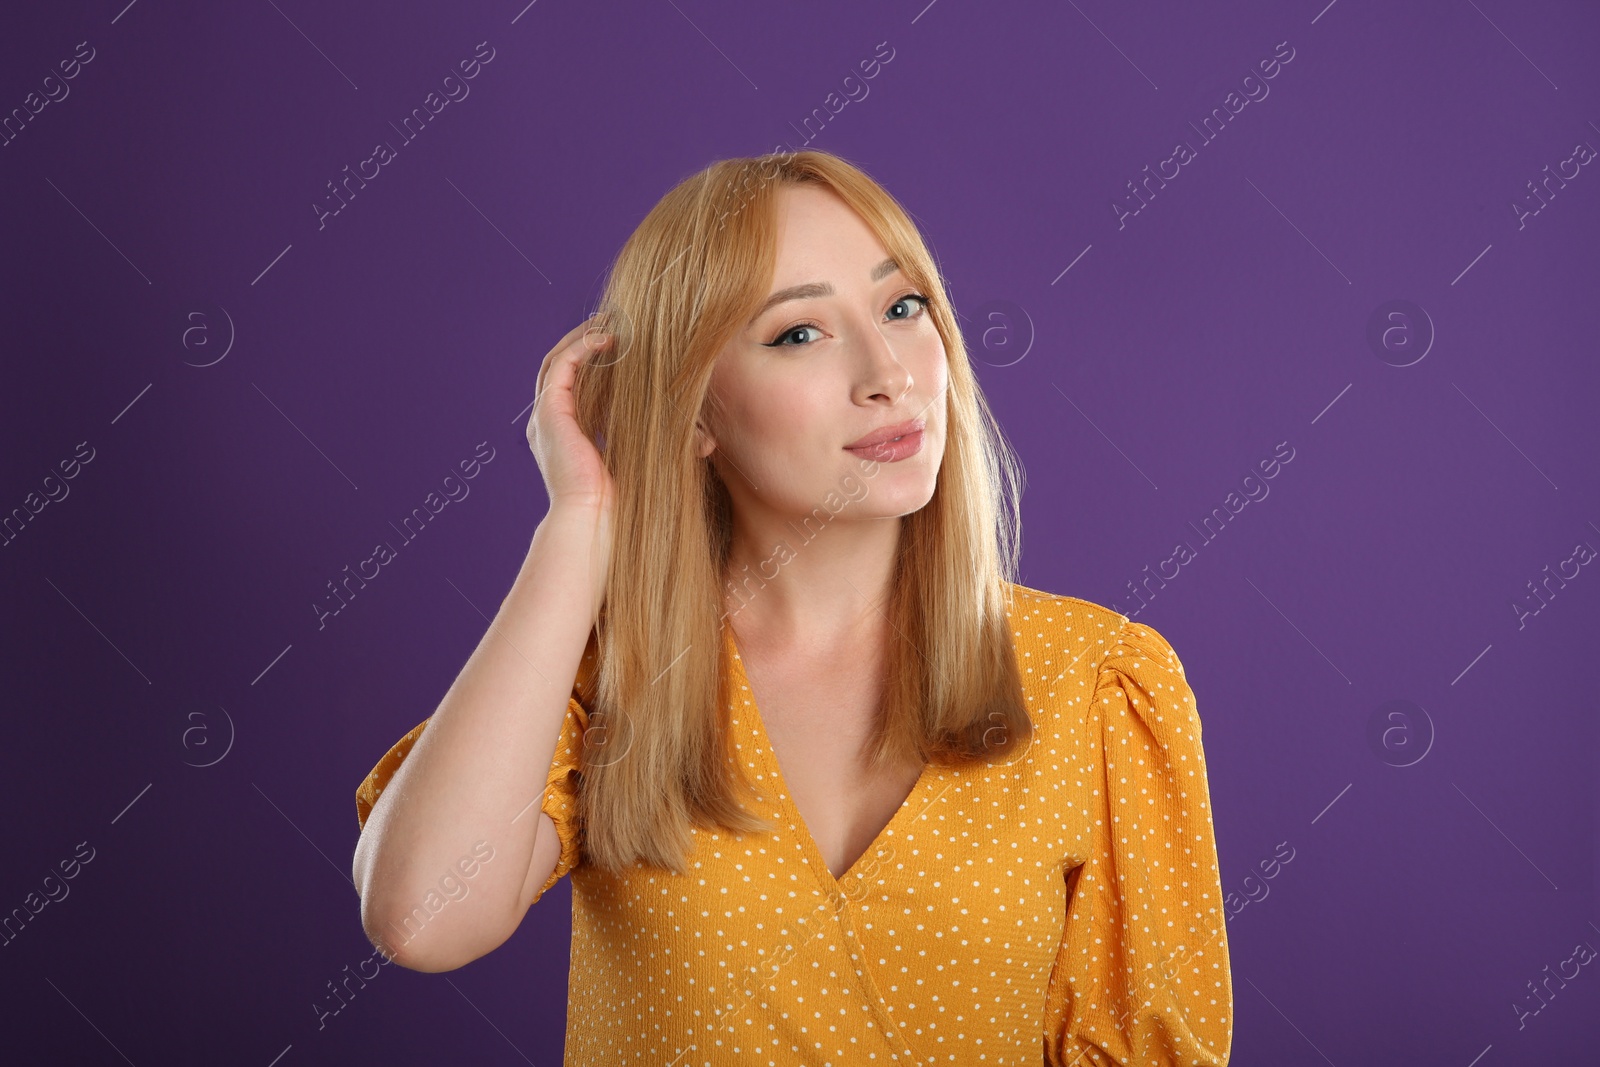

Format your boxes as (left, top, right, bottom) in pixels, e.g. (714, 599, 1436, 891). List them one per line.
(750, 257, 901, 323)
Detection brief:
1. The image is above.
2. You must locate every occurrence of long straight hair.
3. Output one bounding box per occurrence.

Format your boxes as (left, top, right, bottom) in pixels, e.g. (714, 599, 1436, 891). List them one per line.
(570, 149, 1030, 875)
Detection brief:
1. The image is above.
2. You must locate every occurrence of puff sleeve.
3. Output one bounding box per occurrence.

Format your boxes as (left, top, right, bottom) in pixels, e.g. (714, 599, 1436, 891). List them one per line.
(1043, 619, 1233, 1066)
(354, 687, 592, 903)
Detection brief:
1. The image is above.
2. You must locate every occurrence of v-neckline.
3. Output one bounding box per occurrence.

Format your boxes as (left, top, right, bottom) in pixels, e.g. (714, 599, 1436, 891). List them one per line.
(723, 624, 941, 892)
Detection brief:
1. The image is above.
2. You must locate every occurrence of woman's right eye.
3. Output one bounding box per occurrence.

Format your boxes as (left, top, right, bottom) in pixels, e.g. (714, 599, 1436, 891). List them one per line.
(763, 323, 822, 348)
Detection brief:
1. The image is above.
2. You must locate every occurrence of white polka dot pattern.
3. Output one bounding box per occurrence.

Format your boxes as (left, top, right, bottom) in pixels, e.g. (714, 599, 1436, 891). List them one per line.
(1040, 605, 1233, 1066)
(354, 585, 1234, 1065)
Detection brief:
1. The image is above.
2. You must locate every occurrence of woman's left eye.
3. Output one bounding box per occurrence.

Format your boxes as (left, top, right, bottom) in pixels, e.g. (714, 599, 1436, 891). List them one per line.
(887, 294, 931, 321)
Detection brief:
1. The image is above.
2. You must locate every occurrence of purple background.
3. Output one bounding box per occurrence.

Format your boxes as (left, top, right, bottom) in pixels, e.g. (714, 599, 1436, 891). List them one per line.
(3, 0, 1596, 1062)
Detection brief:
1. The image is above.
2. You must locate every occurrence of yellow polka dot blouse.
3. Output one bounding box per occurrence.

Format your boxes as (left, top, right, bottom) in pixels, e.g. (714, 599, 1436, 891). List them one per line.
(355, 585, 1233, 1065)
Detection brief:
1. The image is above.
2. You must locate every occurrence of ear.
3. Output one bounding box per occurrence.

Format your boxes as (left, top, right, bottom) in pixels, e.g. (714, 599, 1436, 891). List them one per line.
(694, 420, 717, 459)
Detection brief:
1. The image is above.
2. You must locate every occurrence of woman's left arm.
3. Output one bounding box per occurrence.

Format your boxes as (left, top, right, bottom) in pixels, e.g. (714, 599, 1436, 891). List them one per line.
(1042, 619, 1234, 1066)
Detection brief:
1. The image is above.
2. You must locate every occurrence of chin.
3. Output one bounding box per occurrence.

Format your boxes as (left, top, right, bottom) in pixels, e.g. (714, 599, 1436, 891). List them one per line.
(856, 474, 938, 517)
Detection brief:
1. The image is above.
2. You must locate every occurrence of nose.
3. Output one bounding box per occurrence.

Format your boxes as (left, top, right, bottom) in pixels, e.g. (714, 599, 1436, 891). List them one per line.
(850, 317, 913, 406)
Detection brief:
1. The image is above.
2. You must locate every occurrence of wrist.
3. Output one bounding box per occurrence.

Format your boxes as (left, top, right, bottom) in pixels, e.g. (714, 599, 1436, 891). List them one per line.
(520, 506, 609, 618)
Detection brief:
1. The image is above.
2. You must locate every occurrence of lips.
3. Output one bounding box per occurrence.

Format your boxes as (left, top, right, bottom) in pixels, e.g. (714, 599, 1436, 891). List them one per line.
(844, 418, 926, 451)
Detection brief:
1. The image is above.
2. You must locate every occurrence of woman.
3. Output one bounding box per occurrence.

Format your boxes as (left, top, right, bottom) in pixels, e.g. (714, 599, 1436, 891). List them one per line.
(351, 150, 1233, 1065)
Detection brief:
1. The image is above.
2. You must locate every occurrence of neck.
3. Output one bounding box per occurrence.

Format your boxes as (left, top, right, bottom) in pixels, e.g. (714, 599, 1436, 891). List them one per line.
(721, 513, 900, 655)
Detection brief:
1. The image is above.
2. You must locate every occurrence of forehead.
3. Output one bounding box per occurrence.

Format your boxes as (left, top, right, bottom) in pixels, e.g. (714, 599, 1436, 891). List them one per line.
(767, 185, 890, 282)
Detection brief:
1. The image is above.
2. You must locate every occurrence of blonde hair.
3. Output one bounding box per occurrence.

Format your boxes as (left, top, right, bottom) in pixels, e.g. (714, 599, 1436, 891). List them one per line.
(570, 149, 1030, 875)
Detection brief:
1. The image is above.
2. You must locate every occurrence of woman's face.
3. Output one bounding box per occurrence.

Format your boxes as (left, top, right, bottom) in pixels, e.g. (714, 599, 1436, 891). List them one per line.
(699, 185, 949, 529)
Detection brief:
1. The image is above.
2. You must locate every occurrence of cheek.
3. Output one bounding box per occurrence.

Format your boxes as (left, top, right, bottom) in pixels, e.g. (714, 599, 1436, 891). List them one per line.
(715, 368, 831, 466)
(915, 336, 951, 403)
(928, 344, 950, 388)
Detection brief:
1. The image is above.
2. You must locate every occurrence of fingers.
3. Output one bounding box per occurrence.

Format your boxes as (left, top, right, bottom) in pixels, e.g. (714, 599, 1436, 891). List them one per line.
(535, 317, 593, 398)
(535, 315, 610, 408)
(529, 317, 614, 452)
